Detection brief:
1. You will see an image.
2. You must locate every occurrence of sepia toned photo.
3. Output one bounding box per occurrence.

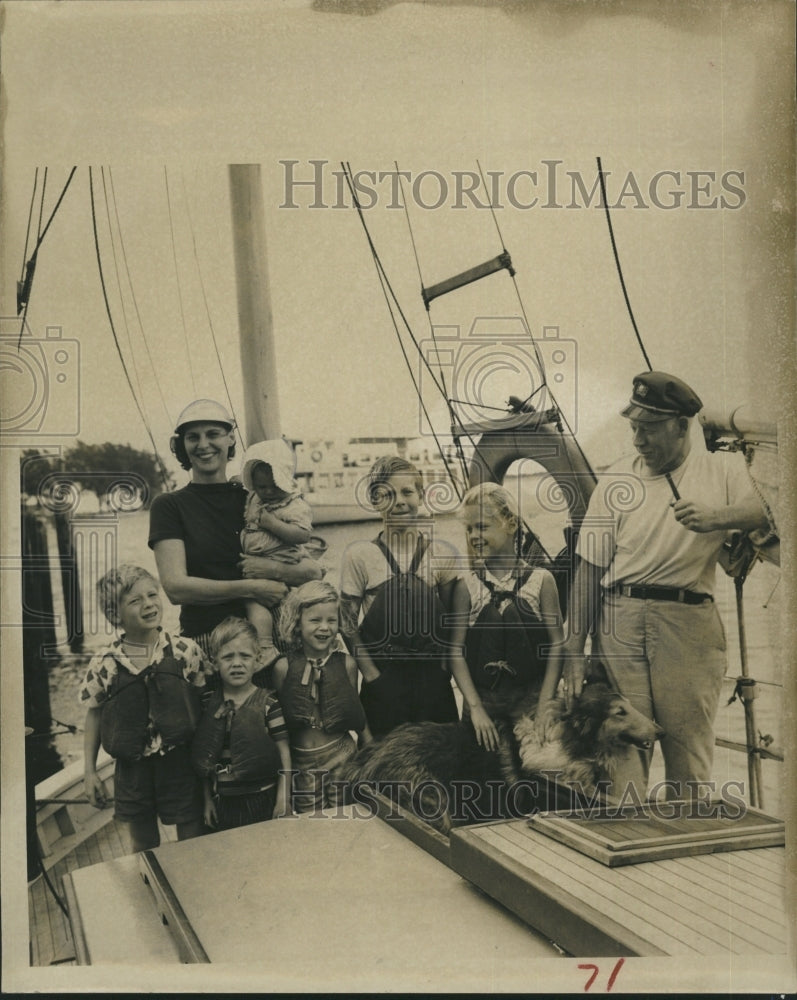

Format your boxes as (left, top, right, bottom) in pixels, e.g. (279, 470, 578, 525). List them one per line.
(1, 1, 794, 993)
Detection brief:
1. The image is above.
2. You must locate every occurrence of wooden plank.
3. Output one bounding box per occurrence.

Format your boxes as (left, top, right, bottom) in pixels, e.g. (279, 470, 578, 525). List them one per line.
(597, 851, 784, 953)
(488, 824, 730, 954)
(698, 847, 786, 894)
(450, 824, 670, 956)
(500, 820, 783, 945)
(654, 855, 788, 939)
(455, 820, 787, 957)
(61, 874, 90, 965)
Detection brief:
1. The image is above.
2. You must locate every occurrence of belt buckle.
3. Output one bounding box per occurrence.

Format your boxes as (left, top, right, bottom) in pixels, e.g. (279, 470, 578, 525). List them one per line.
(214, 763, 231, 775)
(677, 588, 686, 603)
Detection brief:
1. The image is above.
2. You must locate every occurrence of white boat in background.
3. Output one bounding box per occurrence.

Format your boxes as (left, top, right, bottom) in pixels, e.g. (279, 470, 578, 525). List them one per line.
(294, 434, 465, 524)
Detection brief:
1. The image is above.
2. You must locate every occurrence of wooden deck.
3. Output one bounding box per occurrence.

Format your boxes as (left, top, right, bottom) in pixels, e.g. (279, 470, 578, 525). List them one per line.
(450, 818, 789, 957)
(28, 818, 133, 967)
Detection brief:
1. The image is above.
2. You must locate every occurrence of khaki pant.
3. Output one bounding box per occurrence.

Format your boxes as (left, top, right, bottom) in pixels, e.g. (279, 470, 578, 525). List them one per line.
(595, 592, 727, 800)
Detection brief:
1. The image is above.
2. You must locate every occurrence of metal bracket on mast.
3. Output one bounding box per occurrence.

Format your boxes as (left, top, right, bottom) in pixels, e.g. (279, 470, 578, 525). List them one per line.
(421, 251, 515, 310)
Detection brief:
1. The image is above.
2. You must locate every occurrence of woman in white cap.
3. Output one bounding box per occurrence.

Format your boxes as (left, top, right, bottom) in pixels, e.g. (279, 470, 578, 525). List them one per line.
(148, 400, 320, 656)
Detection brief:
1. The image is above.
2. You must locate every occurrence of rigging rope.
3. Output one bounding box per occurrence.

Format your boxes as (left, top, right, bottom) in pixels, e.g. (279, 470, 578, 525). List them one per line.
(106, 167, 174, 427)
(596, 156, 679, 501)
(342, 162, 465, 500)
(164, 166, 197, 396)
(20, 168, 39, 281)
(99, 168, 146, 405)
(180, 169, 244, 449)
(596, 156, 653, 370)
(89, 167, 171, 492)
(36, 167, 48, 245)
(395, 162, 471, 485)
(16, 166, 77, 348)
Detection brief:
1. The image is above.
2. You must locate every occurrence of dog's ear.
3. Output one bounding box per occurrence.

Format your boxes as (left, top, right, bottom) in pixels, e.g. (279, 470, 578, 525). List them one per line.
(585, 658, 610, 687)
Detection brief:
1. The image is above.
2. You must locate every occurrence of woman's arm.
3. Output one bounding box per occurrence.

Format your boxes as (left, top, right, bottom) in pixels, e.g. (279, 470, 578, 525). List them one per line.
(154, 538, 287, 608)
(239, 553, 323, 586)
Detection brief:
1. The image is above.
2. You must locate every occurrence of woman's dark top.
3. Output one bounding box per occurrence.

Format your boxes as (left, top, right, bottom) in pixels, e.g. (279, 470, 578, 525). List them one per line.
(148, 481, 247, 638)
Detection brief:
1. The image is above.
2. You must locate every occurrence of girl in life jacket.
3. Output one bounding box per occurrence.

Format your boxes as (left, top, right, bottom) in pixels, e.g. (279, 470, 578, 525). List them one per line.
(339, 456, 463, 740)
(453, 483, 564, 743)
(272, 581, 371, 813)
(192, 617, 292, 830)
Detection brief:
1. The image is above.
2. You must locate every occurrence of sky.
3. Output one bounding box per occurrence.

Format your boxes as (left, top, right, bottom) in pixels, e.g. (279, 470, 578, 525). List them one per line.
(1, 1, 795, 993)
(1, 1, 793, 479)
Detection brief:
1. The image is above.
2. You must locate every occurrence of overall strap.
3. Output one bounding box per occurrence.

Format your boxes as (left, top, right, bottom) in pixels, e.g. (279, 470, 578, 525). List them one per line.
(374, 533, 429, 578)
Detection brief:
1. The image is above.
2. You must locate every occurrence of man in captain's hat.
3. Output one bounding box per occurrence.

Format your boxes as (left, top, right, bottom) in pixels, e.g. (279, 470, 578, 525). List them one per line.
(562, 371, 771, 801)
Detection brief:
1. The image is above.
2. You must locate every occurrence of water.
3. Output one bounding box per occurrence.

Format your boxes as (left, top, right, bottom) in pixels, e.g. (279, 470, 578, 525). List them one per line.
(46, 488, 786, 815)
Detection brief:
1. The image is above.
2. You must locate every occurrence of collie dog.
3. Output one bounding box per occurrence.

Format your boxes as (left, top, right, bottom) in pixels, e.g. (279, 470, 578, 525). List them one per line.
(334, 673, 662, 833)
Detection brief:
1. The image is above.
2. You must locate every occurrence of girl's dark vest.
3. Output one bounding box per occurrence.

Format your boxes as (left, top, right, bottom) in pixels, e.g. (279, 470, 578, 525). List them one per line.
(279, 650, 366, 734)
(191, 688, 282, 787)
(359, 535, 449, 664)
(100, 644, 201, 760)
(465, 566, 548, 693)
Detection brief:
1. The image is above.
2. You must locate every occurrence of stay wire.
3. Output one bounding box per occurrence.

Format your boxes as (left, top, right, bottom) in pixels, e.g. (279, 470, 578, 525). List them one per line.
(596, 156, 653, 371)
(341, 164, 447, 402)
(374, 162, 526, 506)
(473, 161, 597, 499)
(180, 169, 244, 449)
(89, 167, 171, 492)
(36, 167, 48, 243)
(99, 168, 146, 405)
(342, 162, 465, 498)
(596, 156, 680, 500)
(393, 163, 480, 485)
(356, 164, 535, 532)
(106, 167, 174, 427)
(20, 168, 39, 280)
(373, 163, 475, 491)
(164, 166, 197, 396)
(16, 166, 77, 349)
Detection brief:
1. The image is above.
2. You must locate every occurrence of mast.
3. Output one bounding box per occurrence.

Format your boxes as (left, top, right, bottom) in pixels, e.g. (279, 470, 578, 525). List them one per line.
(228, 164, 281, 444)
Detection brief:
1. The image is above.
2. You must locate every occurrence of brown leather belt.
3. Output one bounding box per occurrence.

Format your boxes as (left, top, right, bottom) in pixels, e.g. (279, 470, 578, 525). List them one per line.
(605, 584, 713, 605)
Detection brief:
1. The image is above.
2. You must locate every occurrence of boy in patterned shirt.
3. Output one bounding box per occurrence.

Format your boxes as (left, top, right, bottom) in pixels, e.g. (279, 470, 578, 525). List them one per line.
(79, 564, 207, 852)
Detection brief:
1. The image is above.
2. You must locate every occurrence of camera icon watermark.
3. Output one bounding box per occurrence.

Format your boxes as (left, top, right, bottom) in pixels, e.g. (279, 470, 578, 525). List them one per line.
(418, 317, 578, 435)
(0, 317, 80, 437)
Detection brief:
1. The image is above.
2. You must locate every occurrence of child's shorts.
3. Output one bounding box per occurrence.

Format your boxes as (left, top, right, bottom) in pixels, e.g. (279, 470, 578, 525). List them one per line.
(214, 785, 277, 831)
(114, 744, 204, 826)
(291, 733, 357, 813)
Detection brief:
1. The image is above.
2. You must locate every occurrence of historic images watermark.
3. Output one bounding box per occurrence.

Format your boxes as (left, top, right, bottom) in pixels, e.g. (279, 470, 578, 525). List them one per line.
(279, 160, 747, 211)
(287, 773, 750, 824)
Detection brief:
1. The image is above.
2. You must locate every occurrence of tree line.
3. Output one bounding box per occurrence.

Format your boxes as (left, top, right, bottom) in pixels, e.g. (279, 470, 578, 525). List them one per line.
(21, 443, 175, 509)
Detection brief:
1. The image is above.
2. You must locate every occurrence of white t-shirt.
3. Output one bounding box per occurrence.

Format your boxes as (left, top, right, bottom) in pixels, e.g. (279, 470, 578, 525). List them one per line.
(339, 530, 461, 625)
(576, 448, 750, 595)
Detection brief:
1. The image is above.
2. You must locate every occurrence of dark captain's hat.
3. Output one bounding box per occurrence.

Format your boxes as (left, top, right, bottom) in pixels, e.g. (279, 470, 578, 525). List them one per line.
(621, 371, 703, 422)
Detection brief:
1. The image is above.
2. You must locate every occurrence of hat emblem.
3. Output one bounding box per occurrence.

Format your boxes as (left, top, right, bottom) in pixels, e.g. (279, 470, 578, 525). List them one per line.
(636, 381, 649, 397)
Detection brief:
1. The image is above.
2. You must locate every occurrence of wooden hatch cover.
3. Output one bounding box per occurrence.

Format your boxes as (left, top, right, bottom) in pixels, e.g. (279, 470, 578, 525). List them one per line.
(527, 800, 785, 867)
